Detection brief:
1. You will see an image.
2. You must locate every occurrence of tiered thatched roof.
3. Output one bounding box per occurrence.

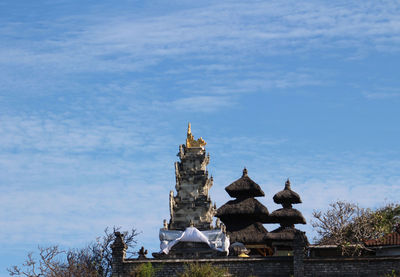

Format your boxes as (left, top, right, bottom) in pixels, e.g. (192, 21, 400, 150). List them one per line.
(270, 179, 306, 227)
(268, 208, 306, 226)
(273, 179, 301, 208)
(216, 168, 269, 245)
(216, 197, 269, 222)
(227, 222, 269, 244)
(225, 168, 265, 198)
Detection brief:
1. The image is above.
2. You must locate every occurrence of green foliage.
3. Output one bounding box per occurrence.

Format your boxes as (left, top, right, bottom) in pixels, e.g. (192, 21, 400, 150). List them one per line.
(382, 270, 397, 277)
(372, 204, 400, 236)
(178, 263, 228, 277)
(313, 202, 400, 243)
(312, 201, 400, 256)
(134, 262, 156, 277)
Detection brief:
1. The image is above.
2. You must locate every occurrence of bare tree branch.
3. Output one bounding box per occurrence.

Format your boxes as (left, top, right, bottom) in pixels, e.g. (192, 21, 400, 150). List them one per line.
(312, 201, 400, 256)
(7, 226, 139, 277)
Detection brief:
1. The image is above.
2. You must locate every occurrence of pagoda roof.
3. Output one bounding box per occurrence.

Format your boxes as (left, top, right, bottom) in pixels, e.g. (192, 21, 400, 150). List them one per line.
(216, 197, 269, 220)
(273, 179, 302, 205)
(225, 168, 265, 198)
(227, 222, 269, 244)
(268, 208, 306, 225)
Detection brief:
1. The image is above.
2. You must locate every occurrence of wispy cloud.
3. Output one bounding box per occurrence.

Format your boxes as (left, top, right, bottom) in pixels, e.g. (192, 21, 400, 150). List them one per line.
(1, 112, 399, 252)
(362, 89, 400, 99)
(1, 1, 399, 96)
(1, 1, 400, 272)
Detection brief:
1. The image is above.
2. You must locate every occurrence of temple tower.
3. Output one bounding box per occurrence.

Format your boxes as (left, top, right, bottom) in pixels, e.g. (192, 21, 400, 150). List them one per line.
(266, 179, 307, 255)
(269, 179, 306, 228)
(168, 123, 216, 230)
(216, 168, 271, 255)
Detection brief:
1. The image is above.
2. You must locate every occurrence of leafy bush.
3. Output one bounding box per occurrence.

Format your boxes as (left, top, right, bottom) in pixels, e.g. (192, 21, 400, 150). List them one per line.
(383, 270, 397, 277)
(134, 262, 155, 277)
(178, 263, 228, 277)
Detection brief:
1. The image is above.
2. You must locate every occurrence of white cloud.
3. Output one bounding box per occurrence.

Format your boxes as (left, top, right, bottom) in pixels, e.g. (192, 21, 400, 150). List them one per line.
(1, 1, 400, 75)
(169, 95, 234, 112)
(363, 91, 400, 99)
(0, 112, 399, 252)
(1, 1, 400, 269)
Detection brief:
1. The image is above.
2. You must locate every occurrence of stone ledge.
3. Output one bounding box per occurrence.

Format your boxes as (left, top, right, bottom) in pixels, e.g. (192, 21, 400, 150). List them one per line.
(305, 256, 400, 262)
(124, 256, 293, 264)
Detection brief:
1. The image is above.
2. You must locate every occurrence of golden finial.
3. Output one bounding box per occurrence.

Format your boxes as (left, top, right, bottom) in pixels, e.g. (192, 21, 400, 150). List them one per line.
(186, 122, 206, 148)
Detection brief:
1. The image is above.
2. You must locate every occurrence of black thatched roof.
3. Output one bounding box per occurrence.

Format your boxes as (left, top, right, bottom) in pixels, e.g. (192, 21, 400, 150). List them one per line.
(273, 179, 302, 207)
(225, 168, 265, 198)
(266, 227, 309, 244)
(226, 222, 269, 244)
(216, 197, 269, 220)
(268, 208, 306, 226)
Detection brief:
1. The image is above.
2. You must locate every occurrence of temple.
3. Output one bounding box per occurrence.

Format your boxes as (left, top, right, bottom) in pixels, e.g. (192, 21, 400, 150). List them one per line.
(216, 169, 308, 256)
(267, 179, 307, 254)
(154, 123, 229, 258)
(154, 124, 307, 258)
(110, 124, 400, 276)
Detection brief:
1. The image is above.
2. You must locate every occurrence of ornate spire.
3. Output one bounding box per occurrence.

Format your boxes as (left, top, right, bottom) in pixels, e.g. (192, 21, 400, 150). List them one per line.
(186, 122, 206, 148)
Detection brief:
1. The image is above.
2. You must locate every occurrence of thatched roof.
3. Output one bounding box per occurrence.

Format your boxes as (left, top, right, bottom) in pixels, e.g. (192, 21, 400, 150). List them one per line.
(267, 227, 309, 244)
(225, 168, 265, 198)
(273, 179, 302, 207)
(226, 222, 269, 244)
(268, 208, 306, 226)
(216, 197, 269, 220)
(266, 227, 296, 240)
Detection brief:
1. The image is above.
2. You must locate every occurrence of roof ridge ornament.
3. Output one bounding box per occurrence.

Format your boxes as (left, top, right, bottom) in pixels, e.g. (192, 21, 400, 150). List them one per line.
(242, 167, 248, 177)
(285, 178, 291, 189)
(186, 122, 206, 148)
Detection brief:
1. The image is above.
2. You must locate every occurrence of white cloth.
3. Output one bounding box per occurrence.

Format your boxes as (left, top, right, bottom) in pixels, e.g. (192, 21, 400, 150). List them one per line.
(159, 227, 229, 255)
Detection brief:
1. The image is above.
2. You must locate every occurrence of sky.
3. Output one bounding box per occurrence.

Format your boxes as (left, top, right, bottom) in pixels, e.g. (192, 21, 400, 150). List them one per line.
(1, 0, 400, 275)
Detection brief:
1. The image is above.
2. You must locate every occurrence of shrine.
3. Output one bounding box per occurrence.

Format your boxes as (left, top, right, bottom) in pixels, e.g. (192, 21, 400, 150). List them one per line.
(153, 123, 229, 258)
(110, 124, 399, 277)
(153, 123, 308, 258)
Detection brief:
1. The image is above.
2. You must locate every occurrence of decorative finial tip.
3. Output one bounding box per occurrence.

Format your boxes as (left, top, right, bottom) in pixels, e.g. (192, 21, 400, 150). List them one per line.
(285, 178, 291, 189)
(185, 123, 206, 148)
(242, 167, 248, 176)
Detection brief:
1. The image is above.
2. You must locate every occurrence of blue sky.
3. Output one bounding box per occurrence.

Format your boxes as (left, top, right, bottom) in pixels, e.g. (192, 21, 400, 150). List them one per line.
(1, 0, 400, 275)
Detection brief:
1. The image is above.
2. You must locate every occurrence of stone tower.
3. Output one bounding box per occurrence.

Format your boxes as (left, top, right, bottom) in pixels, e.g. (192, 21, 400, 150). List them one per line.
(168, 123, 216, 230)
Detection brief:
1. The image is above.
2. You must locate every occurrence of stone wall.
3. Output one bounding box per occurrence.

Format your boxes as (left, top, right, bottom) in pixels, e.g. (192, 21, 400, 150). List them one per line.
(116, 257, 294, 277)
(113, 256, 400, 277)
(303, 256, 400, 277)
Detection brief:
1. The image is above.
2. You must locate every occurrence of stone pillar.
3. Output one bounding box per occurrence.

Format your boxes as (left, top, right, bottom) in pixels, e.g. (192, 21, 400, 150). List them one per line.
(111, 232, 127, 277)
(293, 231, 307, 277)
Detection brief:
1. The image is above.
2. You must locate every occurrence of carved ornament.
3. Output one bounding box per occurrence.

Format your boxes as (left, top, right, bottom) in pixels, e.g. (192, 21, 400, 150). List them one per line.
(186, 123, 206, 148)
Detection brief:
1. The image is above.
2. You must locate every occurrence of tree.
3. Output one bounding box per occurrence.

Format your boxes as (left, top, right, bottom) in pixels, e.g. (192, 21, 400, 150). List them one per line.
(8, 227, 138, 277)
(312, 201, 400, 255)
